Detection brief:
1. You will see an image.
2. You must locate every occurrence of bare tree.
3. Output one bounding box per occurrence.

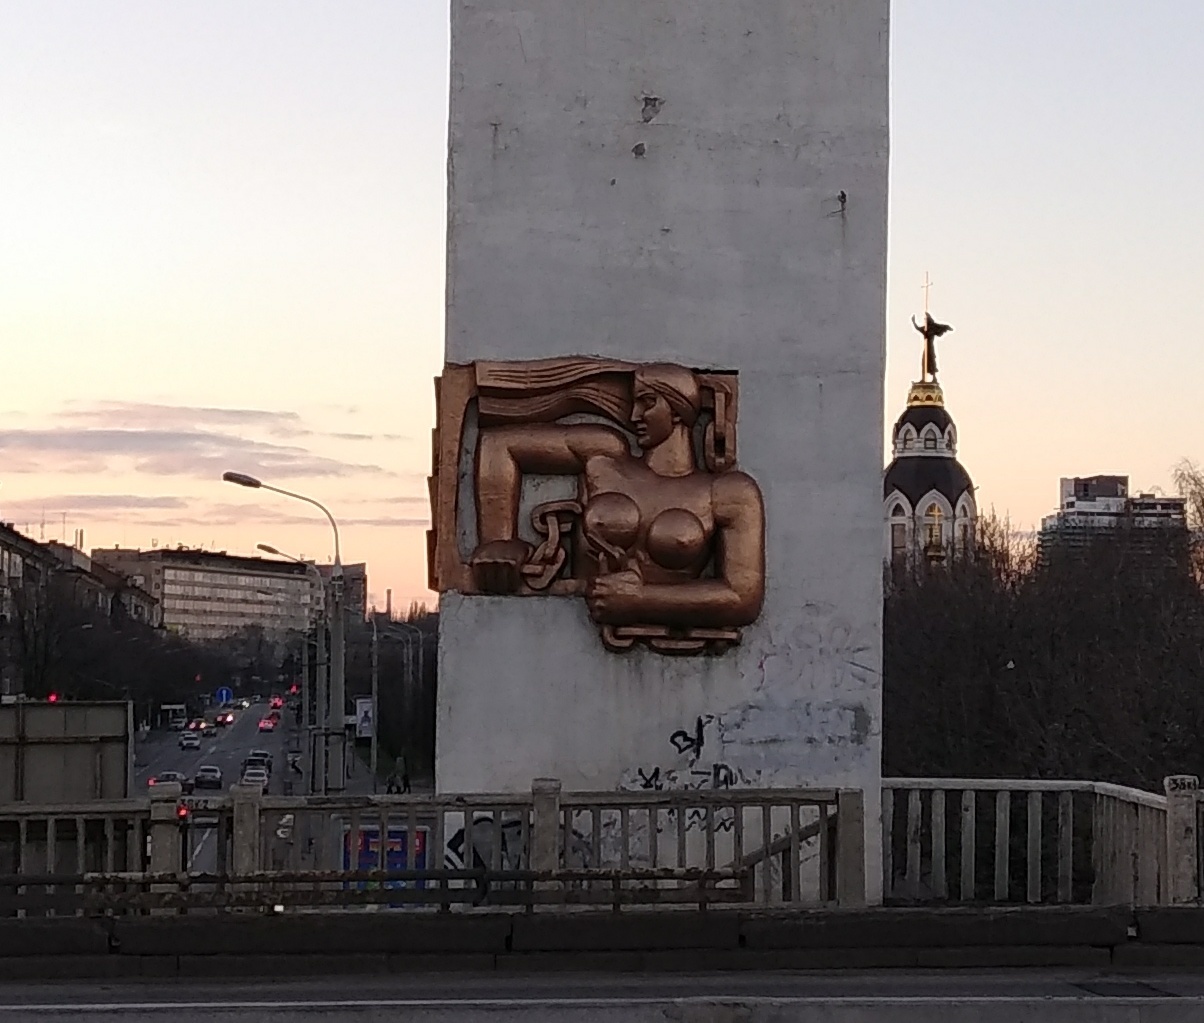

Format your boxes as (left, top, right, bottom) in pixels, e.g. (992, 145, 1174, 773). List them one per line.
(884, 511, 1204, 791)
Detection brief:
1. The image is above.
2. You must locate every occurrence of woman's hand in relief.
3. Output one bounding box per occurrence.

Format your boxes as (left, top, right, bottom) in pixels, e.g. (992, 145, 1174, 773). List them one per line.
(469, 539, 533, 594)
(585, 570, 644, 624)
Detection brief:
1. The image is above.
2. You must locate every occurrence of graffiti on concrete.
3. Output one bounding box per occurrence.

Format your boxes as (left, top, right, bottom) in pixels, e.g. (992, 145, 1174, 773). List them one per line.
(444, 814, 592, 871)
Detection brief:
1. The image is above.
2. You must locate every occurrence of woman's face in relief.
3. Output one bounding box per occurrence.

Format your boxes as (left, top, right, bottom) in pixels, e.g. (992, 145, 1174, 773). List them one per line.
(631, 377, 676, 450)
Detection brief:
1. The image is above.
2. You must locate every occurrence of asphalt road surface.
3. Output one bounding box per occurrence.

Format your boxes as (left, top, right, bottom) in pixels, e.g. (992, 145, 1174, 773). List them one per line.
(5, 972, 1204, 1021)
(134, 705, 293, 874)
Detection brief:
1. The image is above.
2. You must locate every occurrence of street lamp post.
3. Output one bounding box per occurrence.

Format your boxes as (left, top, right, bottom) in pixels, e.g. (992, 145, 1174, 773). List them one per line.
(381, 619, 424, 787)
(370, 617, 379, 794)
(386, 620, 424, 706)
(227, 472, 346, 794)
(257, 543, 326, 796)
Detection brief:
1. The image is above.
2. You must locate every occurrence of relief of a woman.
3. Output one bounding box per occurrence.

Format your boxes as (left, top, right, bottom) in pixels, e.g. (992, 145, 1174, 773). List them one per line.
(469, 364, 765, 632)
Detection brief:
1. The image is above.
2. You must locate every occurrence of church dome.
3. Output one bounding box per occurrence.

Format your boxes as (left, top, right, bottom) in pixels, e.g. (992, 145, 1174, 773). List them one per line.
(883, 305, 977, 567)
(884, 455, 974, 507)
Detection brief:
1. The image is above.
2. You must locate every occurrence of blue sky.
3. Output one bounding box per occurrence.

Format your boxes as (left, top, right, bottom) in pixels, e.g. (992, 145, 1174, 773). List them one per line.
(1, 1, 1201, 603)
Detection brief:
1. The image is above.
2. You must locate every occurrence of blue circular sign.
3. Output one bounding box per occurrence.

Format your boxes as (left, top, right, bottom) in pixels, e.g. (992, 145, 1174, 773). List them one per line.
(215, 686, 234, 705)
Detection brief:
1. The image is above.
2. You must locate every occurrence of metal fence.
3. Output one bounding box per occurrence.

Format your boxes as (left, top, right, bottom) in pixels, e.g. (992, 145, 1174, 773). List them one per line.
(882, 778, 1168, 906)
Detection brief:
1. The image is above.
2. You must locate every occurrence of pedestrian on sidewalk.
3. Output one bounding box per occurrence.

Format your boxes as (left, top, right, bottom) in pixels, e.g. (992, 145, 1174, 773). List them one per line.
(398, 751, 411, 794)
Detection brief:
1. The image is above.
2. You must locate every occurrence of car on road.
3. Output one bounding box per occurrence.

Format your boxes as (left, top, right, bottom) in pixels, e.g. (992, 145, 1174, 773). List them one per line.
(148, 771, 194, 794)
(241, 766, 269, 793)
(187, 719, 214, 733)
(270, 695, 284, 710)
(257, 717, 275, 732)
(248, 749, 273, 768)
(178, 731, 201, 750)
(193, 765, 223, 790)
(243, 755, 271, 777)
(215, 710, 235, 726)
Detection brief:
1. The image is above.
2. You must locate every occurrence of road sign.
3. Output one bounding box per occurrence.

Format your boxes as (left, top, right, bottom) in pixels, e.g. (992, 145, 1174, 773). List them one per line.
(215, 686, 233, 705)
(355, 697, 374, 738)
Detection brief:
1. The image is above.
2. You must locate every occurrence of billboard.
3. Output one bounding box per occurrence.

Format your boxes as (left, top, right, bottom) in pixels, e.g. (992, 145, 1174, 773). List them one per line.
(0, 699, 133, 802)
(342, 825, 429, 902)
(355, 697, 374, 739)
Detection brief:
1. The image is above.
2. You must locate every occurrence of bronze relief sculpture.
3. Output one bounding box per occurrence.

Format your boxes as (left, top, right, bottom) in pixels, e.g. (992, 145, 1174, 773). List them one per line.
(428, 358, 765, 654)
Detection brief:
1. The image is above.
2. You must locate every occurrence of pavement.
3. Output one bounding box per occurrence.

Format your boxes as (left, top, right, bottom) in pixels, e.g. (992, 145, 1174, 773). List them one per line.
(5, 972, 1204, 1021)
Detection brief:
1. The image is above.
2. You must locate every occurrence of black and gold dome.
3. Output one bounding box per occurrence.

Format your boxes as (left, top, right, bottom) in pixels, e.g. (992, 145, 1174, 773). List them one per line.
(883, 312, 976, 560)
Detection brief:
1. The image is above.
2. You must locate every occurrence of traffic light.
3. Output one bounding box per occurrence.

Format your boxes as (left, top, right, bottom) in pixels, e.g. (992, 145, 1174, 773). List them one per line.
(176, 803, 190, 822)
(47, 692, 59, 703)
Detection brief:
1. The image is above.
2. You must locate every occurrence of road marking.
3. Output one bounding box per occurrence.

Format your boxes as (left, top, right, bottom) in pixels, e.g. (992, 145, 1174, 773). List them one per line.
(0, 995, 1197, 1012)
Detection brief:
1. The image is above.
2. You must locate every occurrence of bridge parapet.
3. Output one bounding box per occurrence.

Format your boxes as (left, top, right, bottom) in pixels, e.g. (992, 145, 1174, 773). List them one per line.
(883, 778, 1171, 907)
(1, 781, 866, 915)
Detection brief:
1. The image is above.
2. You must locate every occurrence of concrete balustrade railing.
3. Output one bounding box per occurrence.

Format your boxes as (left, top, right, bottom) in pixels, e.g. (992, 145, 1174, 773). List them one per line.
(250, 782, 866, 908)
(11, 776, 1204, 915)
(883, 778, 1173, 906)
(1, 781, 867, 913)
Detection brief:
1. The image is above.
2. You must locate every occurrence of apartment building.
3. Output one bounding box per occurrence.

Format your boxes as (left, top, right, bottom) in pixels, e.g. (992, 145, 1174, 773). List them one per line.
(91, 547, 315, 642)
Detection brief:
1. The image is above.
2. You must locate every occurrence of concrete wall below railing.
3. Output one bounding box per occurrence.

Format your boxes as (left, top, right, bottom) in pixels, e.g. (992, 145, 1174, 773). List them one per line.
(11, 906, 1204, 980)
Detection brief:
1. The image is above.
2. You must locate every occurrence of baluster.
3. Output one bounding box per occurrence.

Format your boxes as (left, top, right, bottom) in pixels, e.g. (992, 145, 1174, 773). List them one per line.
(1026, 792, 1042, 904)
(1057, 791, 1073, 903)
(676, 800, 687, 871)
(432, 808, 446, 910)
(788, 802, 801, 904)
(733, 804, 744, 884)
(407, 806, 420, 876)
(619, 807, 630, 870)
(960, 790, 976, 901)
(380, 810, 391, 874)
(705, 805, 716, 872)
(881, 788, 894, 900)
(46, 817, 57, 918)
(348, 810, 362, 880)
(650, 807, 659, 869)
(818, 802, 832, 902)
(491, 810, 503, 871)
(931, 791, 947, 900)
(760, 804, 772, 904)
(905, 789, 922, 899)
(994, 791, 1011, 901)
(592, 808, 602, 871)
(463, 807, 476, 873)
(104, 818, 115, 874)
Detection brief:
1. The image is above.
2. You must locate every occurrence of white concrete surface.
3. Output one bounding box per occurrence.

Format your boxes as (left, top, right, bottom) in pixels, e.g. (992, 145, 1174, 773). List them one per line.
(439, 0, 889, 898)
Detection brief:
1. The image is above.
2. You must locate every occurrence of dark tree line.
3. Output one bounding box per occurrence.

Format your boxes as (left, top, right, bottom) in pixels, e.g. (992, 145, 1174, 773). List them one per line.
(341, 608, 438, 783)
(884, 499, 1204, 792)
(5, 572, 241, 723)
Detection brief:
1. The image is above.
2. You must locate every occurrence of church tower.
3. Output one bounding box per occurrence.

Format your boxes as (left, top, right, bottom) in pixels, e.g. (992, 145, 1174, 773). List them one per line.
(883, 307, 976, 567)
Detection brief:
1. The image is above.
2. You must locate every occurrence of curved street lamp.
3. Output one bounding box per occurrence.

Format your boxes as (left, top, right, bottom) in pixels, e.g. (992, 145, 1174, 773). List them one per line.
(224, 473, 342, 571)
(223, 472, 346, 793)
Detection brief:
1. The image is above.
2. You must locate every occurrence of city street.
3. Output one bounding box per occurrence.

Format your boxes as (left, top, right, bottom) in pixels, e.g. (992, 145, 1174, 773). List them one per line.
(4, 972, 1204, 1021)
(134, 705, 294, 873)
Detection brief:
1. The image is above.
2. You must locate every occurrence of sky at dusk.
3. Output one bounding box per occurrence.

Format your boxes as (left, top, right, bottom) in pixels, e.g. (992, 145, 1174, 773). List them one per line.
(2, 1, 1202, 608)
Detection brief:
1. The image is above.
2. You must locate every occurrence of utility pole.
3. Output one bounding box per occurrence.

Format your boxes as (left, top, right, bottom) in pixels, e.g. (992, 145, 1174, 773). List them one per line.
(316, 610, 328, 795)
(328, 570, 346, 793)
(300, 630, 311, 794)
(370, 617, 379, 794)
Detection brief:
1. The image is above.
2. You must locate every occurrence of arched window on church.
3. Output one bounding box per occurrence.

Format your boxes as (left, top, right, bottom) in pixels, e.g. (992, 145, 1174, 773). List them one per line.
(924, 503, 944, 550)
(890, 503, 908, 562)
(902, 429, 915, 451)
(955, 507, 973, 556)
(923, 430, 938, 451)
